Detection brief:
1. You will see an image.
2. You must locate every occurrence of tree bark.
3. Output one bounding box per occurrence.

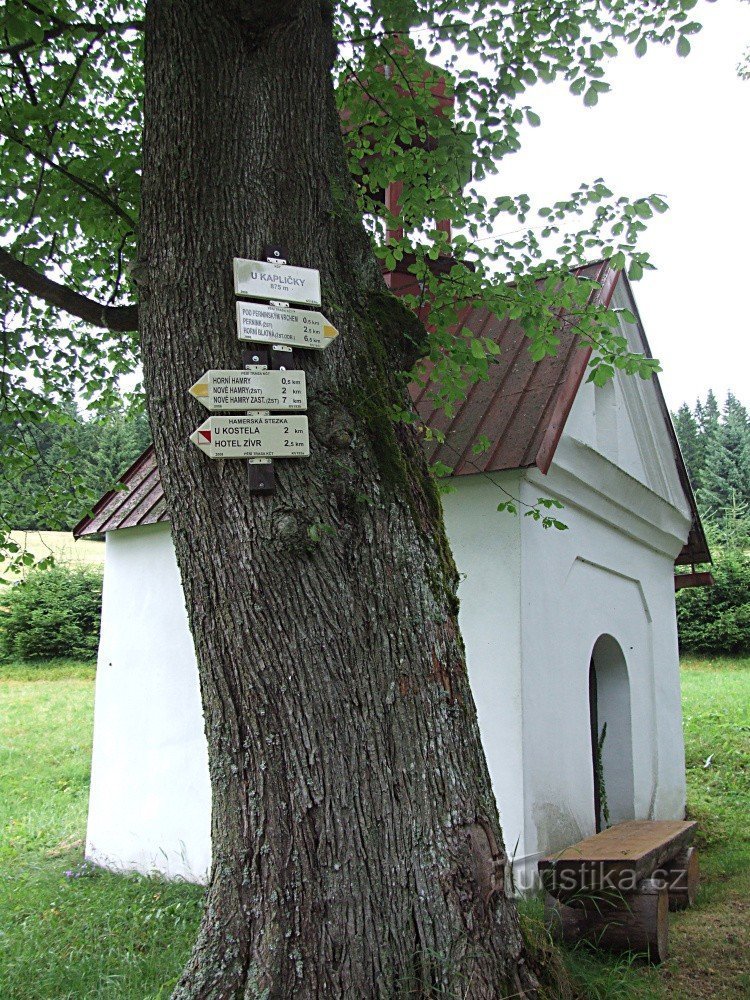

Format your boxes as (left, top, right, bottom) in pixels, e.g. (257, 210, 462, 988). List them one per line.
(140, 2, 535, 996)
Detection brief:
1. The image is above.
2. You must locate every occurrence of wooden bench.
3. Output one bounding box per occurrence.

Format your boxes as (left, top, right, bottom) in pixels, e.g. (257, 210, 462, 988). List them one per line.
(538, 820, 699, 962)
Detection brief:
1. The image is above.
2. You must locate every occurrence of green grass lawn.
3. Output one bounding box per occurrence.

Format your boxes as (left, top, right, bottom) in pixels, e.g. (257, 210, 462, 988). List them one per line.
(0, 657, 747, 999)
(0, 661, 202, 1000)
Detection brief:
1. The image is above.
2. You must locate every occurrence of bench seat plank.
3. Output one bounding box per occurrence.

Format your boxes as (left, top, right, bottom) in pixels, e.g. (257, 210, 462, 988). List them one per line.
(538, 820, 697, 895)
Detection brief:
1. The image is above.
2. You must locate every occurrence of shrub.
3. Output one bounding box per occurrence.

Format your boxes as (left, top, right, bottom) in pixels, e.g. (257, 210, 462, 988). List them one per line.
(0, 565, 103, 661)
(677, 549, 750, 656)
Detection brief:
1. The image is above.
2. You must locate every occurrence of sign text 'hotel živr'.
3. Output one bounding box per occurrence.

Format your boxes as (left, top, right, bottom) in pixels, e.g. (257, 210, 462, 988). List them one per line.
(189, 415, 310, 459)
(188, 370, 307, 413)
(233, 258, 321, 307)
(236, 301, 338, 351)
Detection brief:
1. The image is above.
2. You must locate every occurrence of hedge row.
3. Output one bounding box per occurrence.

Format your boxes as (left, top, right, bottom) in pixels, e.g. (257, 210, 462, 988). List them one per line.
(677, 550, 750, 656)
(0, 565, 102, 661)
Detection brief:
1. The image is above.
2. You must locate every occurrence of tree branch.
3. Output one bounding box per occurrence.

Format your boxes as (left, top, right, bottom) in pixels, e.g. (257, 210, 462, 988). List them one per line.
(0, 20, 143, 58)
(0, 127, 138, 229)
(0, 248, 138, 331)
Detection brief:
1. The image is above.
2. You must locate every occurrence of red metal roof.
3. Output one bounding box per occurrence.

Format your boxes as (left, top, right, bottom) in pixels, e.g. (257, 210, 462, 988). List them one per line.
(409, 262, 616, 476)
(73, 262, 708, 566)
(73, 446, 167, 537)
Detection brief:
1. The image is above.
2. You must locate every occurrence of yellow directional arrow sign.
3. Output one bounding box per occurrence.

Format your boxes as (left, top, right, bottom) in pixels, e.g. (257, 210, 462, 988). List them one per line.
(188, 370, 306, 412)
(190, 415, 309, 459)
(236, 300, 339, 351)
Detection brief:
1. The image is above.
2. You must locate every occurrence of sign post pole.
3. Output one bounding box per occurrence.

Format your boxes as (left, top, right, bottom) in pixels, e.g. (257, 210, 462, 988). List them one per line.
(242, 347, 275, 494)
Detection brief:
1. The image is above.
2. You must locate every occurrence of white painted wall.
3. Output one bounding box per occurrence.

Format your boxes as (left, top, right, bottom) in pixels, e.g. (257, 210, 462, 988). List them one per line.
(513, 353, 691, 882)
(440, 472, 526, 866)
(517, 469, 687, 871)
(86, 523, 212, 882)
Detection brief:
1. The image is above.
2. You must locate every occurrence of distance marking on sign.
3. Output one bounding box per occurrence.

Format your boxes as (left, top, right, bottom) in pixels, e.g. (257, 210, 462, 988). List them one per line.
(190, 415, 309, 459)
(188, 370, 307, 412)
(236, 300, 339, 350)
(233, 258, 321, 307)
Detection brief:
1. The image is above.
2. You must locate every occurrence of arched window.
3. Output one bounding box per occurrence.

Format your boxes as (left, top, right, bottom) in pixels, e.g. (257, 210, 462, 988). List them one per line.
(589, 635, 635, 831)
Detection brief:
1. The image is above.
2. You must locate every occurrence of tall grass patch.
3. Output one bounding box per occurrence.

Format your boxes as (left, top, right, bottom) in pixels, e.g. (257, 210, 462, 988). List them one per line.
(0, 662, 203, 999)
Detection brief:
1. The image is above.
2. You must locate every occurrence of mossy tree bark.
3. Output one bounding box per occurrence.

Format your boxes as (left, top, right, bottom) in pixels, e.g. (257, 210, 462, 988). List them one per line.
(140, 1, 536, 996)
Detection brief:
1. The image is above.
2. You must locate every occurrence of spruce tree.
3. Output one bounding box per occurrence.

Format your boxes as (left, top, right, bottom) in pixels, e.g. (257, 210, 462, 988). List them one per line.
(673, 402, 701, 490)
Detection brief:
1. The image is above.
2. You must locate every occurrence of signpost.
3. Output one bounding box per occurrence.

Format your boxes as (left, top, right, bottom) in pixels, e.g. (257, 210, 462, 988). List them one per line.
(236, 300, 338, 350)
(190, 415, 310, 459)
(233, 257, 322, 307)
(188, 249, 335, 493)
(188, 369, 306, 412)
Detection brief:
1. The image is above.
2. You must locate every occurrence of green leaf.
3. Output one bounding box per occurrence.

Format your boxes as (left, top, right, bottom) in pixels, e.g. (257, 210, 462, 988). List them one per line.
(628, 260, 644, 281)
(470, 338, 485, 359)
(677, 34, 691, 58)
(583, 87, 599, 108)
(569, 77, 587, 96)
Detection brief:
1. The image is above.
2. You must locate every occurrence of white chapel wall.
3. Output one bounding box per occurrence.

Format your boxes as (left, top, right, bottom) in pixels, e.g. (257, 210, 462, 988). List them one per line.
(440, 472, 526, 866)
(86, 522, 212, 882)
(517, 457, 688, 876)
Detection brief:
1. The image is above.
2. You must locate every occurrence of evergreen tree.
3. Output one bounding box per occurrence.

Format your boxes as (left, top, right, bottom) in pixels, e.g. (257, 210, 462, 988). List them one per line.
(698, 391, 750, 513)
(722, 392, 750, 499)
(673, 402, 701, 490)
(0, 399, 151, 531)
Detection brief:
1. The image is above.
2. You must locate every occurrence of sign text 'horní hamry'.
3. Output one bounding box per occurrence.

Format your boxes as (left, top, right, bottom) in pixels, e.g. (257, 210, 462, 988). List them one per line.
(188, 370, 306, 412)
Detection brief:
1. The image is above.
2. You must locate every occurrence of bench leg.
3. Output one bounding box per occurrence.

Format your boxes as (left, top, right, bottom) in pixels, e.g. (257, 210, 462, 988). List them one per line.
(544, 877, 669, 963)
(654, 846, 699, 911)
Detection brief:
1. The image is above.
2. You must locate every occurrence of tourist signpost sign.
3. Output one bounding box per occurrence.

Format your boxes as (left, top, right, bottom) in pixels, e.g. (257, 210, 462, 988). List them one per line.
(188, 370, 307, 412)
(189, 415, 310, 459)
(188, 252, 334, 492)
(236, 301, 338, 350)
(233, 257, 321, 307)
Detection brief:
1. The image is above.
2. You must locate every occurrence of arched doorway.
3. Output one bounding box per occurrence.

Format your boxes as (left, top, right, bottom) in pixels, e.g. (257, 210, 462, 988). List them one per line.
(589, 635, 635, 832)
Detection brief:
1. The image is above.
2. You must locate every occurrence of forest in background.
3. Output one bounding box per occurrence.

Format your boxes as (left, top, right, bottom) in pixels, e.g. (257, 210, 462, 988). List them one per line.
(672, 391, 750, 655)
(672, 390, 750, 547)
(0, 401, 150, 534)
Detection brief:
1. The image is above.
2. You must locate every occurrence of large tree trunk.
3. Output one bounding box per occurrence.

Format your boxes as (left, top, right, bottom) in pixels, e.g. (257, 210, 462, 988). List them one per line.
(140, 2, 536, 996)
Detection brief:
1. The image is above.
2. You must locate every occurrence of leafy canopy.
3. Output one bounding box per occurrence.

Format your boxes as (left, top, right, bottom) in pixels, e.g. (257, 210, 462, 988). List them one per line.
(0, 0, 702, 546)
